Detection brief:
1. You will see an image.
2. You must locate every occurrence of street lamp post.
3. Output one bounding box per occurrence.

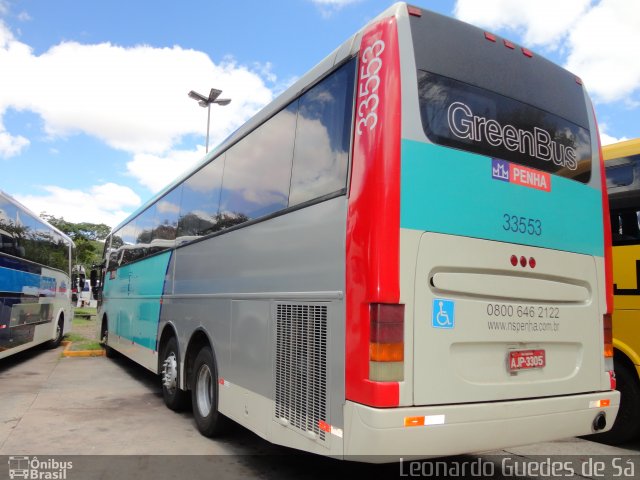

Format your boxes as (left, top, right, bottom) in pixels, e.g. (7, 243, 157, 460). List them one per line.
(188, 88, 231, 153)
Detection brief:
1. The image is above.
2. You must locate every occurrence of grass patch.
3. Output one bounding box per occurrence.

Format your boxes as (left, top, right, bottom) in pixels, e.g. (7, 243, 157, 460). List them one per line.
(74, 307, 97, 317)
(64, 333, 103, 351)
(72, 317, 94, 327)
(68, 340, 103, 351)
(65, 333, 87, 343)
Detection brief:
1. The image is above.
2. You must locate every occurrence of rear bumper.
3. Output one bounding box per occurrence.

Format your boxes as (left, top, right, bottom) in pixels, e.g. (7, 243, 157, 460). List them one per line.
(343, 391, 620, 462)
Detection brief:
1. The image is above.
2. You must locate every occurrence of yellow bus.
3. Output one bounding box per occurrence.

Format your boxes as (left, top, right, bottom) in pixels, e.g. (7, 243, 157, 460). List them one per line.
(603, 138, 640, 444)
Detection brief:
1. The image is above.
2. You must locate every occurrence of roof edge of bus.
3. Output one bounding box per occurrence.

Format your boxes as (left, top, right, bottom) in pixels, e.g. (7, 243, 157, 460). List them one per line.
(0, 189, 75, 245)
(109, 2, 410, 235)
(602, 138, 640, 161)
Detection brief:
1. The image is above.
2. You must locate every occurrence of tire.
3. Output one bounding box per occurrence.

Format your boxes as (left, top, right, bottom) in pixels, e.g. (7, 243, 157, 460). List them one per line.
(45, 316, 64, 349)
(594, 360, 640, 445)
(100, 319, 116, 358)
(191, 346, 228, 437)
(160, 336, 189, 411)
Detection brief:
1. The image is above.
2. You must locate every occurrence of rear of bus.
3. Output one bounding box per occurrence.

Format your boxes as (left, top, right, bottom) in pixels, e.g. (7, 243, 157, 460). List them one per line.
(343, 3, 618, 458)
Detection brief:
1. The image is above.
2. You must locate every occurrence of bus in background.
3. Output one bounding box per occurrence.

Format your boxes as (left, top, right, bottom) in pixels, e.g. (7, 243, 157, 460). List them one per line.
(0, 190, 74, 360)
(94, 3, 618, 460)
(602, 138, 640, 444)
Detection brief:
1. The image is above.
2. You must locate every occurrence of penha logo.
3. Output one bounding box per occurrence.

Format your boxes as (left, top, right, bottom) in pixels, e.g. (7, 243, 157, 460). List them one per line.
(492, 158, 551, 192)
(491, 159, 510, 182)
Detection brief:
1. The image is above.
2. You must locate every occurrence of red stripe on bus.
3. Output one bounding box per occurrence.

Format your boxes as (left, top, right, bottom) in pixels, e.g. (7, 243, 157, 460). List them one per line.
(593, 109, 613, 313)
(346, 16, 401, 407)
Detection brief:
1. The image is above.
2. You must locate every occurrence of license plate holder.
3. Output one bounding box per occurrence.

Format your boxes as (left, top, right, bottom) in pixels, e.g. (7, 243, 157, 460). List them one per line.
(508, 349, 546, 372)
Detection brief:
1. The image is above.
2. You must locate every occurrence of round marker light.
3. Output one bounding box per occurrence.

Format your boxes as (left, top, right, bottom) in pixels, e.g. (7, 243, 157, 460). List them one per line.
(510, 255, 518, 266)
(520, 256, 527, 267)
(529, 257, 536, 269)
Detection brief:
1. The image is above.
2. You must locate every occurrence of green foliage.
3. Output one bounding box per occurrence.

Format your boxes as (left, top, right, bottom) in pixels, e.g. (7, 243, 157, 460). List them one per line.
(41, 214, 111, 241)
(40, 213, 110, 269)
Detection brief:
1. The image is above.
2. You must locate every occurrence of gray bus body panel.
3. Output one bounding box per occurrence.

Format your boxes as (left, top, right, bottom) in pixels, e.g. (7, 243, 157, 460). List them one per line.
(159, 196, 347, 427)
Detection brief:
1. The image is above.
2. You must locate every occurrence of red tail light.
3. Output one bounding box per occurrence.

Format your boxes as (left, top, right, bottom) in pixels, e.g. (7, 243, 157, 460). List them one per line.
(369, 303, 404, 381)
(370, 303, 403, 352)
(603, 313, 613, 358)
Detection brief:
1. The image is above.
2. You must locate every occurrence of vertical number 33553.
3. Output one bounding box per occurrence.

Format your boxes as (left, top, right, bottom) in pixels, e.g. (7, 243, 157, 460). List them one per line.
(357, 40, 385, 135)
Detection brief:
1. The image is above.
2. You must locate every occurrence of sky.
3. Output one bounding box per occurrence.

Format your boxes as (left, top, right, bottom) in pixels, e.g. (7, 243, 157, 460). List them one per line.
(1, 0, 639, 228)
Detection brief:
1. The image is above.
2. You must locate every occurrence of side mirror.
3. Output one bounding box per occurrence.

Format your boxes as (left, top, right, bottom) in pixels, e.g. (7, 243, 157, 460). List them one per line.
(71, 273, 78, 290)
(90, 269, 98, 287)
(79, 274, 86, 291)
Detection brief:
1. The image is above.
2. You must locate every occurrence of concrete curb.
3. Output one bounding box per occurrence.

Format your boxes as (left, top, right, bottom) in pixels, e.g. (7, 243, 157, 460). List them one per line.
(61, 340, 105, 357)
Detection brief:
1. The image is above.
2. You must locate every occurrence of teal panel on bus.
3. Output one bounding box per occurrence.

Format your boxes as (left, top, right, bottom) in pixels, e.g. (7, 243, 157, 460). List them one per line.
(103, 250, 171, 350)
(400, 140, 604, 257)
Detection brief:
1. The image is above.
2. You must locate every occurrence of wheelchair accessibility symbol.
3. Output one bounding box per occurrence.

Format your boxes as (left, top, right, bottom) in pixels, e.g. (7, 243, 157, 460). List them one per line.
(432, 299, 455, 329)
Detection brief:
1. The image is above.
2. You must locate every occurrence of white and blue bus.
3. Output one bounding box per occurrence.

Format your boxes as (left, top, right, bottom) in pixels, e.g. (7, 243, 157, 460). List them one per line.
(95, 3, 618, 460)
(0, 190, 74, 359)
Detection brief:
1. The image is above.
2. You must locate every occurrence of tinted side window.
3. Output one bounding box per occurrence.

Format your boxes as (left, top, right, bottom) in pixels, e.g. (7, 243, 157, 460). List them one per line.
(22, 215, 41, 264)
(289, 59, 355, 206)
(606, 154, 640, 194)
(51, 232, 69, 272)
(178, 156, 224, 242)
(107, 235, 121, 272)
(0, 199, 23, 257)
(220, 103, 296, 222)
(611, 208, 640, 246)
(114, 219, 138, 267)
(154, 186, 182, 248)
(135, 205, 157, 259)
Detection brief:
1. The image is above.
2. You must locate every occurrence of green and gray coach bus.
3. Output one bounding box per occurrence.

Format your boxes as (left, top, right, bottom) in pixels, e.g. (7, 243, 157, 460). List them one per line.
(94, 3, 618, 460)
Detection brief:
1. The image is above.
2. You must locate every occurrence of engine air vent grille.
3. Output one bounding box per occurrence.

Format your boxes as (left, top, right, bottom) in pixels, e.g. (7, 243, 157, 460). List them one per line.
(274, 303, 328, 443)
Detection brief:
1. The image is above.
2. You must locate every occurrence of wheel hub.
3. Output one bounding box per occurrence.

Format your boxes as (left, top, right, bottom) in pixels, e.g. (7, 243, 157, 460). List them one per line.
(196, 364, 213, 417)
(162, 353, 178, 392)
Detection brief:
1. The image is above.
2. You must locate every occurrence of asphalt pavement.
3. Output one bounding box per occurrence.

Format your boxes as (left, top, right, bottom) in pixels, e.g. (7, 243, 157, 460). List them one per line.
(0, 346, 638, 480)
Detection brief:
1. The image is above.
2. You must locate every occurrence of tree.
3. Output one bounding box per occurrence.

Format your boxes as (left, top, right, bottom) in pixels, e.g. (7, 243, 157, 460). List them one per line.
(40, 214, 111, 241)
(40, 213, 110, 269)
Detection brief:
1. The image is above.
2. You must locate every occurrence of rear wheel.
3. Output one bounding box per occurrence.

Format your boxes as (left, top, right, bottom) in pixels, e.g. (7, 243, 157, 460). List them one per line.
(160, 336, 189, 411)
(191, 346, 228, 437)
(595, 360, 640, 445)
(45, 316, 64, 349)
(100, 318, 115, 358)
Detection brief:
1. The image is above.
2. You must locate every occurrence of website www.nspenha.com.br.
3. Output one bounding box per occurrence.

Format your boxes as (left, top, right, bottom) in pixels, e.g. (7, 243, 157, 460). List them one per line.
(487, 319, 559, 333)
